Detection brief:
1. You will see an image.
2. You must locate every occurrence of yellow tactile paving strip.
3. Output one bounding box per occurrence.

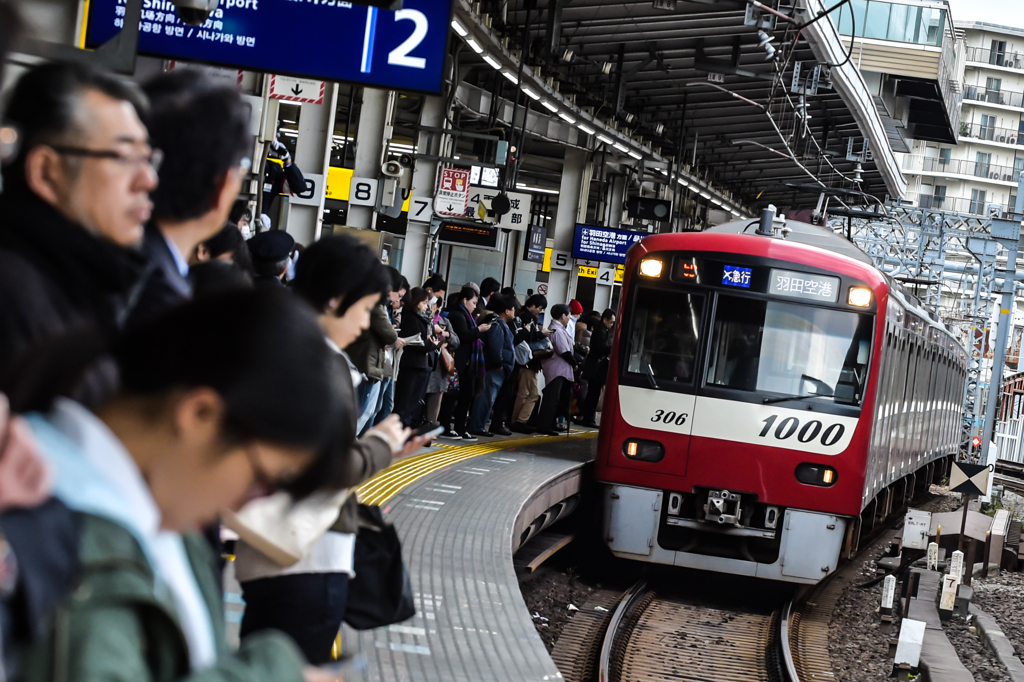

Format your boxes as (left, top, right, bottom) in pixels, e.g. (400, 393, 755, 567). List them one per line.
(355, 431, 598, 507)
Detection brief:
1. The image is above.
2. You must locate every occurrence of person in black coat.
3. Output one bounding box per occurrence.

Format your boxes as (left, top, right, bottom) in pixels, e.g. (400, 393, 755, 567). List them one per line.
(393, 288, 440, 426)
(579, 308, 617, 427)
(437, 287, 492, 441)
(127, 69, 252, 327)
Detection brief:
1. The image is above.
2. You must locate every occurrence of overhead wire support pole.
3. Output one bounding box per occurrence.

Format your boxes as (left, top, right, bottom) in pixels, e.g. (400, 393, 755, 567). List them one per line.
(979, 175, 1024, 464)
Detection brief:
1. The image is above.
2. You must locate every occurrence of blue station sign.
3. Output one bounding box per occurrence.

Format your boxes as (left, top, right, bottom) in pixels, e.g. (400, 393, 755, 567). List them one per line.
(86, 0, 452, 95)
(572, 224, 646, 265)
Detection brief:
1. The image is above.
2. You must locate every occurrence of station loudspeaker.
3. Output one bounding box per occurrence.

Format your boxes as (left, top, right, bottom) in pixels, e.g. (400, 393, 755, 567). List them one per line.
(398, 153, 414, 169)
(171, 0, 219, 25)
(381, 160, 405, 178)
(627, 196, 672, 223)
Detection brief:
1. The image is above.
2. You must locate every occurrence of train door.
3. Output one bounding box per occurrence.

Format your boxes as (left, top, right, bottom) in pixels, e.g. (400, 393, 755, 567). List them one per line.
(616, 284, 708, 476)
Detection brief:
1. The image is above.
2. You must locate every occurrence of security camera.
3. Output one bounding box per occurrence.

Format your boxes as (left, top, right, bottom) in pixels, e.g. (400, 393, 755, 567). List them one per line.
(172, 0, 220, 26)
(382, 160, 405, 178)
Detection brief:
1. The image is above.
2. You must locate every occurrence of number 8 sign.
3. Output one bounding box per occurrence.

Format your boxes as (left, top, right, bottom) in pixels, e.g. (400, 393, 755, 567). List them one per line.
(349, 178, 379, 207)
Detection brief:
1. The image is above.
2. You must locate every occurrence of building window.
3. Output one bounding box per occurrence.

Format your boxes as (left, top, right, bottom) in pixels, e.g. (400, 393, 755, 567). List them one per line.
(976, 152, 992, 178)
(991, 40, 1007, 66)
(970, 189, 987, 215)
(939, 148, 952, 165)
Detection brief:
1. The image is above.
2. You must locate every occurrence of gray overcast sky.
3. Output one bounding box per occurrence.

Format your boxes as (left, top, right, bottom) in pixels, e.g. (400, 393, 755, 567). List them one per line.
(946, 0, 1021, 28)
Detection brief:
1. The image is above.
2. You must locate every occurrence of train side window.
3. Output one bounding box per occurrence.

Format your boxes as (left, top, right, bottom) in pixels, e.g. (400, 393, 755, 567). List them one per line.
(624, 287, 705, 387)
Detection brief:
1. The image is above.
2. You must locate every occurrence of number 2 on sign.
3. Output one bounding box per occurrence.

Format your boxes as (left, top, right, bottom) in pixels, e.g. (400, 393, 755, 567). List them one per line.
(361, 7, 430, 74)
(651, 409, 688, 426)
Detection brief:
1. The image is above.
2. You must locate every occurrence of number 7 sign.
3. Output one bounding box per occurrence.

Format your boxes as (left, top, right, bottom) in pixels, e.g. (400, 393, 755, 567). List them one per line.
(408, 196, 434, 223)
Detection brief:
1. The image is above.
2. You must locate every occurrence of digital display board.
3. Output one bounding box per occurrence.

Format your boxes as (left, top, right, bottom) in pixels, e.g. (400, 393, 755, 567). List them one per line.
(722, 265, 752, 288)
(86, 0, 451, 94)
(522, 224, 547, 264)
(769, 269, 840, 303)
(572, 224, 646, 265)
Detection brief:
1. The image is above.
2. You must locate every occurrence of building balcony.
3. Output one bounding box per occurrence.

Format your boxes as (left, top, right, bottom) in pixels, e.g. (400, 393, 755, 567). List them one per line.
(902, 154, 1021, 184)
(910, 193, 1014, 216)
(830, 0, 962, 143)
(964, 85, 1024, 110)
(959, 121, 1024, 146)
(965, 45, 1024, 72)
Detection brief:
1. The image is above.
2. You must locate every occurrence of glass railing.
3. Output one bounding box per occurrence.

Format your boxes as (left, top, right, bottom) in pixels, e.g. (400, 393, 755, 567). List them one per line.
(963, 85, 1024, 109)
(965, 46, 1024, 70)
(911, 194, 1013, 216)
(902, 154, 1021, 182)
(826, 0, 946, 47)
(959, 121, 1024, 145)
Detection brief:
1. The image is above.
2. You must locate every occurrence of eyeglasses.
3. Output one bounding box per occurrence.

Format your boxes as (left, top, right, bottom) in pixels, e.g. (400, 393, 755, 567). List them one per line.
(245, 447, 280, 495)
(50, 145, 164, 173)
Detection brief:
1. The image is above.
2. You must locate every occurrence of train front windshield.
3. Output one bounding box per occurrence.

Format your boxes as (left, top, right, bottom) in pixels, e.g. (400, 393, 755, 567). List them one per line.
(707, 296, 873, 405)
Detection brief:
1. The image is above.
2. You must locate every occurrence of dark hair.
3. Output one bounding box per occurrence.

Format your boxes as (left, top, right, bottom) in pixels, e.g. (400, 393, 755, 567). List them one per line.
(480, 277, 501, 299)
(203, 223, 245, 260)
(144, 70, 251, 222)
(386, 266, 406, 293)
(423, 274, 447, 294)
(602, 308, 616, 320)
(550, 303, 570, 320)
(455, 285, 478, 305)
(189, 260, 253, 298)
(229, 200, 252, 225)
(6, 289, 353, 500)
(525, 294, 547, 310)
(489, 294, 515, 315)
(403, 287, 430, 315)
(291, 235, 390, 316)
(3, 61, 148, 186)
(0, 1, 23, 79)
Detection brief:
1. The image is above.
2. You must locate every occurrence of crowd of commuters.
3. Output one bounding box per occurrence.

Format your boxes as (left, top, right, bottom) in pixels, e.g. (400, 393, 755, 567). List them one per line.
(0, 11, 617, 679)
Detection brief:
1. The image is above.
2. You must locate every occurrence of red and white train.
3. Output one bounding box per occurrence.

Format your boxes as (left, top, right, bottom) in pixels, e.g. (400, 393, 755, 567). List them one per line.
(595, 216, 967, 583)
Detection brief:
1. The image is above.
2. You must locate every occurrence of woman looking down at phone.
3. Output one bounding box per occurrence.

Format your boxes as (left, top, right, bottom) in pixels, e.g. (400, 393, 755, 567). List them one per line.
(18, 289, 355, 682)
(233, 236, 431, 664)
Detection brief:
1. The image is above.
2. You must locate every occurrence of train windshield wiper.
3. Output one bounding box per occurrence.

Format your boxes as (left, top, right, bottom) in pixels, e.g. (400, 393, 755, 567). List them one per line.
(645, 364, 659, 389)
(762, 393, 820, 405)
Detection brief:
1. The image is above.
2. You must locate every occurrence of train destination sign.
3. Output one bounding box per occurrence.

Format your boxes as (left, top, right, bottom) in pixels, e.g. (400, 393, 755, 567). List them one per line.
(722, 265, 752, 288)
(768, 269, 840, 303)
(572, 224, 646, 265)
(85, 0, 452, 95)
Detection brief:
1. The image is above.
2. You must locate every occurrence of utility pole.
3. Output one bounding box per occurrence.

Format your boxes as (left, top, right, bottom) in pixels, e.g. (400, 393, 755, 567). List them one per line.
(978, 176, 1024, 464)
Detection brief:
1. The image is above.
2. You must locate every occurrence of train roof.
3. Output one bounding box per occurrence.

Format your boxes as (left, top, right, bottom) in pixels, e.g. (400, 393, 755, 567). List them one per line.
(706, 218, 875, 267)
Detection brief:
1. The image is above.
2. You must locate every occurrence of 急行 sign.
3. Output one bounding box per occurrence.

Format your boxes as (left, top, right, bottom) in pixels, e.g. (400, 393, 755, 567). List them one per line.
(85, 0, 452, 95)
(572, 224, 646, 265)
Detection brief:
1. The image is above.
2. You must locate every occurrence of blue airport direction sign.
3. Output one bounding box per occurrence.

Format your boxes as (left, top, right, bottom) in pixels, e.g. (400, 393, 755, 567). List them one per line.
(86, 0, 452, 94)
(572, 224, 646, 265)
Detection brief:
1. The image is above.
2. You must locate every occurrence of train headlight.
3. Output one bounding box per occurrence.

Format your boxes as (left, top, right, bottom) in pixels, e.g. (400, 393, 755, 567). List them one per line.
(795, 463, 838, 487)
(639, 258, 664, 278)
(848, 287, 872, 307)
(623, 439, 665, 462)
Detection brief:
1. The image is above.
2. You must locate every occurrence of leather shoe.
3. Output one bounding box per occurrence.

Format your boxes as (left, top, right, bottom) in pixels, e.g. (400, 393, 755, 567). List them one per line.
(491, 424, 512, 436)
(468, 430, 493, 438)
(509, 422, 535, 434)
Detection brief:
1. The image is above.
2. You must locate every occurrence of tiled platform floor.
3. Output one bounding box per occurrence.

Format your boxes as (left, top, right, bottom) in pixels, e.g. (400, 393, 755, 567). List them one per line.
(349, 438, 594, 682)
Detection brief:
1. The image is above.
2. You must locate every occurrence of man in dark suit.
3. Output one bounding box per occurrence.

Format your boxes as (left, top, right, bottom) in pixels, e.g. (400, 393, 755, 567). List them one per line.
(127, 68, 252, 326)
(467, 294, 516, 436)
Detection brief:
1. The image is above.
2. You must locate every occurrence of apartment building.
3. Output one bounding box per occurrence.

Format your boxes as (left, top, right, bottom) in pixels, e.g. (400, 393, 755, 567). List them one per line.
(903, 21, 1024, 216)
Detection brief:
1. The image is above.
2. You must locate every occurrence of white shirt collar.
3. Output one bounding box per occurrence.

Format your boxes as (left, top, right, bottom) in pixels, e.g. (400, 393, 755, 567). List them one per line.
(163, 233, 190, 278)
(48, 399, 217, 670)
(50, 399, 161, 536)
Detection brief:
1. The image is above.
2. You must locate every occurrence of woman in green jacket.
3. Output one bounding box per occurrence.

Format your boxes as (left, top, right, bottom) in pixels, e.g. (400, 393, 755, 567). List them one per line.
(19, 289, 355, 682)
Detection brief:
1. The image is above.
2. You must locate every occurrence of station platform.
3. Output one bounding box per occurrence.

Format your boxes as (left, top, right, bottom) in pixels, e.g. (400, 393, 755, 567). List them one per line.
(224, 430, 598, 681)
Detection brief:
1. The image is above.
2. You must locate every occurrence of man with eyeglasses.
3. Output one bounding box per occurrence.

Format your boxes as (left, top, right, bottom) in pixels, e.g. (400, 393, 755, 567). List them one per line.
(0, 61, 157, 397)
(127, 68, 254, 326)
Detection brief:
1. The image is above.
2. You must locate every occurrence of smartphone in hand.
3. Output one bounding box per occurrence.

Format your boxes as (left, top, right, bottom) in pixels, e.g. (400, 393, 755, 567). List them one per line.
(407, 423, 444, 443)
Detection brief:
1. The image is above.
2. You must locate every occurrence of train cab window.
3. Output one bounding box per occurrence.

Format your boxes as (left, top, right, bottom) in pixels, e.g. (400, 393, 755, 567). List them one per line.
(707, 295, 873, 405)
(624, 288, 705, 387)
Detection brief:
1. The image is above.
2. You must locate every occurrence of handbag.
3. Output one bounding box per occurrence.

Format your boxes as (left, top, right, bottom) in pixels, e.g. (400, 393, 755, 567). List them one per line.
(344, 504, 416, 630)
(439, 345, 456, 376)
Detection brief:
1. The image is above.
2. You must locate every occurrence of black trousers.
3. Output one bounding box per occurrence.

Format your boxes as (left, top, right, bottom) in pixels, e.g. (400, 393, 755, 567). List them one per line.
(581, 377, 605, 422)
(239, 572, 349, 664)
(537, 376, 570, 431)
(393, 367, 431, 427)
